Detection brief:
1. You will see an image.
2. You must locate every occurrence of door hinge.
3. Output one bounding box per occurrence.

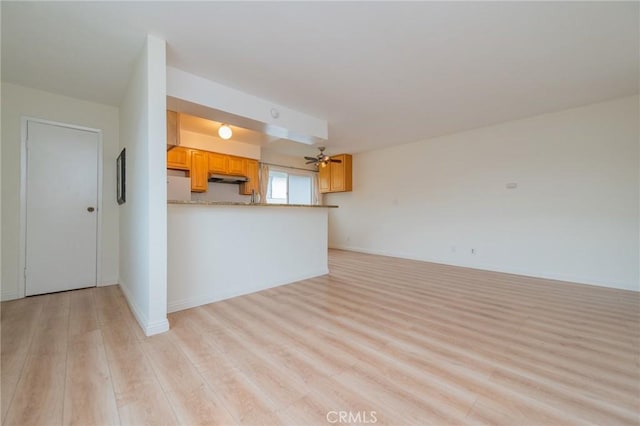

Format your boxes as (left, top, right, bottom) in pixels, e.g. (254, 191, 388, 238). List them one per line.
(23, 267, 27, 280)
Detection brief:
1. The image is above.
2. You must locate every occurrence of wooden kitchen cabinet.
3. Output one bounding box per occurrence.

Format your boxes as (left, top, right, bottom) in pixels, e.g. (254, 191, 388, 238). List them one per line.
(190, 150, 208, 192)
(320, 154, 352, 193)
(319, 163, 331, 192)
(227, 156, 245, 175)
(208, 152, 228, 174)
(167, 146, 191, 170)
(330, 154, 352, 192)
(168, 146, 262, 194)
(240, 159, 260, 195)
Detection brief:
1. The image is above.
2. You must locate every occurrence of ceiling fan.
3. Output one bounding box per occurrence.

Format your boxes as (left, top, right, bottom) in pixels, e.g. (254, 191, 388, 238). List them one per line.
(304, 147, 342, 168)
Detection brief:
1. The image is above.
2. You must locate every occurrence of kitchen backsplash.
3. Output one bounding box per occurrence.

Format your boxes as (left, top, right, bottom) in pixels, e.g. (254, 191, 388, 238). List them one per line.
(191, 182, 251, 203)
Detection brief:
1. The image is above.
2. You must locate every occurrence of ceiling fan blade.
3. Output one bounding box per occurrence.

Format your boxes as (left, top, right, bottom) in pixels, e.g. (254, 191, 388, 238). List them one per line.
(302, 147, 335, 165)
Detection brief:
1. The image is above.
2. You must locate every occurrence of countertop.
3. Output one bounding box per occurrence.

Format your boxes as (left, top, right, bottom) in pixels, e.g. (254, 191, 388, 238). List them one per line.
(168, 200, 338, 208)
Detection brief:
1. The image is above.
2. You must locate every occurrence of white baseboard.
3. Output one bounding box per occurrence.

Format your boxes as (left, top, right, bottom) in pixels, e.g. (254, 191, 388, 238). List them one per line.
(330, 245, 638, 292)
(167, 268, 329, 313)
(99, 277, 119, 287)
(118, 278, 148, 330)
(1, 292, 19, 302)
(118, 278, 170, 336)
(2, 280, 117, 301)
(168, 294, 227, 314)
(145, 318, 170, 335)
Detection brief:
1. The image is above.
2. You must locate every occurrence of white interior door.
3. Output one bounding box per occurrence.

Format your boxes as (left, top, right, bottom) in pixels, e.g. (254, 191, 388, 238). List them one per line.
(25, 120, 99, 296)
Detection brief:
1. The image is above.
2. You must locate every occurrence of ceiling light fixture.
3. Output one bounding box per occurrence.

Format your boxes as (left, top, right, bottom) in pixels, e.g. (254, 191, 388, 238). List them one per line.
(218, 124, 233, 140)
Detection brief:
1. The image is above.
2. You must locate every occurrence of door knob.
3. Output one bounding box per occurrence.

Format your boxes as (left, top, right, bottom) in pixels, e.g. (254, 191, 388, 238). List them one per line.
(87, 207, 95, 212)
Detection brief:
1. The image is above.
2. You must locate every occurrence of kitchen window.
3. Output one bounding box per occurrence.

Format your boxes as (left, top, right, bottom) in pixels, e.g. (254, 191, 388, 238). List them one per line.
(266, 170, 313, 205)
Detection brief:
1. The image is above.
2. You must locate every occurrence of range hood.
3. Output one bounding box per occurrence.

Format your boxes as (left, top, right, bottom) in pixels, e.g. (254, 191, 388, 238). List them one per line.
(208, 174, 249, 184)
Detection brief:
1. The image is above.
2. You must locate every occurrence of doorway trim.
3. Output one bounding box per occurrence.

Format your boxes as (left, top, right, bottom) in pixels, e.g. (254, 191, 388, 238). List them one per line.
(18, 116, 104, 298)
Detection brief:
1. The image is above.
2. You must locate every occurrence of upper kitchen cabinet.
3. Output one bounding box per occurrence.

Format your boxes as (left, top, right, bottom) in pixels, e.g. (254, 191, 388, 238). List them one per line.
(208, 152, 228, 174)
(207, 152, 250, 176)
(167, 110, 181, 148)
(190, 150, 208, 192)
(227, 156, 245, 175)
(319, 164, 331, 192)
(167, 146, 191, 170)
(240, 159, 260, 195)
(320, 154, 352, 193)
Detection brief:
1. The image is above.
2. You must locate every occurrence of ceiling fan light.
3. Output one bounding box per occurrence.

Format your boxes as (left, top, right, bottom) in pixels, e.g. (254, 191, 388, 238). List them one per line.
(218, 124, 233, 140)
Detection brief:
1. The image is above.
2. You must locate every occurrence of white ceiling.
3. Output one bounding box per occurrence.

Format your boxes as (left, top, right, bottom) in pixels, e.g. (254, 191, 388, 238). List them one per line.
(2, 1, 638, 154)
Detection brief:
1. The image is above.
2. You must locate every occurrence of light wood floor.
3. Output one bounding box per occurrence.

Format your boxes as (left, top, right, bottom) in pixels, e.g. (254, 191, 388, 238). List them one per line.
(2, 249, 639, 425)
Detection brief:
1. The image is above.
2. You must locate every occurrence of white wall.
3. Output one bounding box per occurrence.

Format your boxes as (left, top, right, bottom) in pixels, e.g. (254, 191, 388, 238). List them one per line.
(1, 0, 3, 299)
(260, 149, 318, 171)
(191, 183, 251, 203)
(167, 204, 329, 312)
(327, 96, 639, 291)
(179, 129, 261, 160)
(118, 35, 169, 335)
(1, 82, 120, 300)
(167, 66, 328, 144)
(0, 83, 3, 297)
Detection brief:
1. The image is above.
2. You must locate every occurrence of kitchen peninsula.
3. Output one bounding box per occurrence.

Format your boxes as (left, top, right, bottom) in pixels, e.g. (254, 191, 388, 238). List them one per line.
(167, 200, 337, 312)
